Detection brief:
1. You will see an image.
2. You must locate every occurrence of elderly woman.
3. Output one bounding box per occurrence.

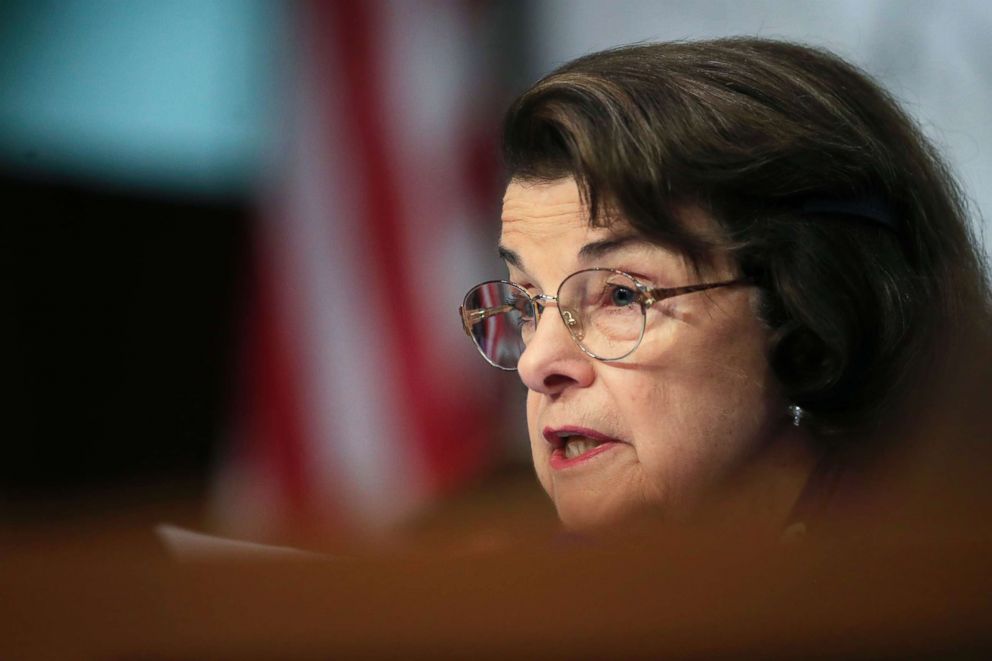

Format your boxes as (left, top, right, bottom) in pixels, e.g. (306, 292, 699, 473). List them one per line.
(460, 38, 990, 533)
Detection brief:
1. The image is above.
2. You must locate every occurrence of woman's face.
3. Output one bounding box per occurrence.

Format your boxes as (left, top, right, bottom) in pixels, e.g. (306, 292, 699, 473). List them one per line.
(500, 177, 786, 530)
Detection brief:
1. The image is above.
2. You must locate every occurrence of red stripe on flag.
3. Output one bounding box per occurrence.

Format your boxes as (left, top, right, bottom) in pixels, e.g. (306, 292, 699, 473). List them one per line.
(244, 233, 311, 517)
(218, 1, 503, 536)
(310, 0, 490, 494)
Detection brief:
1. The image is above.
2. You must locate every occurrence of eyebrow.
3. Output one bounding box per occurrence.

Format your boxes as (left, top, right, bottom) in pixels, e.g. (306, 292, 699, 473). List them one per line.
(497, 234, 643, 271)
(497, 244, 521, 268)
(576, 234, 642, 262)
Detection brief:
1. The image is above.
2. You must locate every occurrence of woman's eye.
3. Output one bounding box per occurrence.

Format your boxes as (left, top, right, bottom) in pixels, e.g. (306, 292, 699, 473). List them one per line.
(605, 284, 638, 307)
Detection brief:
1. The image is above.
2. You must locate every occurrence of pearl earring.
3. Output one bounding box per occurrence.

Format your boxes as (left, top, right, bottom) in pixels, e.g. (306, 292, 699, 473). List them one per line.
(788, 404, 804, 427)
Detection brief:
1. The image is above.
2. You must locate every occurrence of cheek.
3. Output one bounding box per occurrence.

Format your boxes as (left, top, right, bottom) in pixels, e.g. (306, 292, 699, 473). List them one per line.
(621, 314, 779, 496)
(646, 297, 777, 417)
(619, 376, 770, 511)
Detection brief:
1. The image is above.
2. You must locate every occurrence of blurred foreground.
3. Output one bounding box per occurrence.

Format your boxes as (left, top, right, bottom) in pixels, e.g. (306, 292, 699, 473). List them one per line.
(3, 459, 992, 659)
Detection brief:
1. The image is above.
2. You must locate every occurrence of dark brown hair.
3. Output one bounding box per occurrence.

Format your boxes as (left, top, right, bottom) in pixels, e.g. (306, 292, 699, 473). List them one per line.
(503, 38, 990, 439)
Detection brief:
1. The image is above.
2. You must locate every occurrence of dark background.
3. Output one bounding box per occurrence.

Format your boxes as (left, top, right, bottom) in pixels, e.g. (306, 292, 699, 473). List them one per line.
(1, 173, 247, 511)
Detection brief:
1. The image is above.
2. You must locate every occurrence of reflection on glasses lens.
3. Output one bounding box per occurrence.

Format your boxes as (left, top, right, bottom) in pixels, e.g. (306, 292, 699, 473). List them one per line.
(461, 281, 533, 369)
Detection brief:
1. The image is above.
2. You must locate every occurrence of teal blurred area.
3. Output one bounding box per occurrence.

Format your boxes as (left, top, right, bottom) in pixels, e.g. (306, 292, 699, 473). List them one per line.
(0, 0, 282, 196)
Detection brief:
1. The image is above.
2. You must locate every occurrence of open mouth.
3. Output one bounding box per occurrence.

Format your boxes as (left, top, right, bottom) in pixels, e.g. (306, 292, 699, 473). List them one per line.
(544, 426, 623, 468)
(561, 435, 602, 460)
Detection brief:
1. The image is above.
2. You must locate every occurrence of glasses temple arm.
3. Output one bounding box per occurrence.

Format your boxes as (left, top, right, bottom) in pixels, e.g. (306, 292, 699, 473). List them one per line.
(645, 277, 751, 303)
(461, 303, 515, 332)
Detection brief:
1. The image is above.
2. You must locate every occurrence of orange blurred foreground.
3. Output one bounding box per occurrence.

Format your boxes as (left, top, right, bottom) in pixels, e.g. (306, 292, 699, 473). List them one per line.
(3, 475, 992, 660)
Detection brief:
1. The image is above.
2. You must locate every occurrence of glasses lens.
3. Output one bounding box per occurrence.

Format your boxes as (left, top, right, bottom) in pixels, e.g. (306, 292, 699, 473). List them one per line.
(558, 270, 645, 360)
(462, 281, 535, 369)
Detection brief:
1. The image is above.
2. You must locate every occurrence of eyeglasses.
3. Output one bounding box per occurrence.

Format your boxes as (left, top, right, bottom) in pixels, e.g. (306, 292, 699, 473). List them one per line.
(459, 268, 748, 370)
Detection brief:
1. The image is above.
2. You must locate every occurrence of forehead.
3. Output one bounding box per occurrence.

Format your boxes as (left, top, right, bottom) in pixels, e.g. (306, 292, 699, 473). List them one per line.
(500, 178, 614, 248)
(501, 177, 587, 227)
(499, 177, 733, 283)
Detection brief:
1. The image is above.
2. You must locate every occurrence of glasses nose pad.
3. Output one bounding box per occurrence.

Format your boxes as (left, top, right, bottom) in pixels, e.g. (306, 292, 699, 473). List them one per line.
(561, 307, 585, 341)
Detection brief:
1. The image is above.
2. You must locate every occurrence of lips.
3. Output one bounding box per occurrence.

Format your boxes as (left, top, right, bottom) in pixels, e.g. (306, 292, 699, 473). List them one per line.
(543, 426, 624, 470)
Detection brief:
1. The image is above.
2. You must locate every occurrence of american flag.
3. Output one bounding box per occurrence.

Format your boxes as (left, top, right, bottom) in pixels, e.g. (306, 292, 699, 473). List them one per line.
(213, 0, 507, 538)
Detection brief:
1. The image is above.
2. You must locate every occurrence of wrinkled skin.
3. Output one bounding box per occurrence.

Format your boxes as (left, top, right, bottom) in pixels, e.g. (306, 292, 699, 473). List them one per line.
(500, 177, 814, 531)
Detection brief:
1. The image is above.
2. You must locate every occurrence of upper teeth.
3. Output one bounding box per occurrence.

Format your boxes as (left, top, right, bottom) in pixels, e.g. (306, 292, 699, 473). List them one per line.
(563, 436, 600, 459)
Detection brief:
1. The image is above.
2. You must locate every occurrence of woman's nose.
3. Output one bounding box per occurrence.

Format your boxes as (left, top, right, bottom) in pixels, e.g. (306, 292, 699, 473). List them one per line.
(516, 307, 596, 395)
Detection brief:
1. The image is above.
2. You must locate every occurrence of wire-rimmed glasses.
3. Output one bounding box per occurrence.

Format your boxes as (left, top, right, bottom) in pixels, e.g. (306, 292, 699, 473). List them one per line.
(459, 268, 748, 370)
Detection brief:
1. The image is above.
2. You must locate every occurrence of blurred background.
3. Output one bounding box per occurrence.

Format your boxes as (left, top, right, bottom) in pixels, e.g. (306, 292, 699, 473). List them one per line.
(2, 0, 990, 544)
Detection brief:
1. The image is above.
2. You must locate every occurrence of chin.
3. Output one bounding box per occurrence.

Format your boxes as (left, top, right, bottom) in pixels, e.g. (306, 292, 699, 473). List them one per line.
(554, 495, 646, 532)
